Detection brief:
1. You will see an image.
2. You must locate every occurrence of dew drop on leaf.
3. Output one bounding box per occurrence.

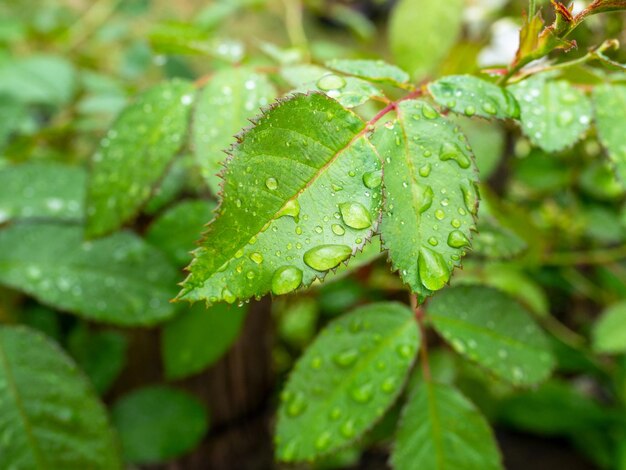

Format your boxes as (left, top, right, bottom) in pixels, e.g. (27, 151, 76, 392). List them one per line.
(316, 74, 347, 91)
(331, 224, 345, 236)
(340, 420, 356, 438)
(339, 202, 372, 229)
(447, 230, 470, 248)
(303, 244, 352, 271)
(276, 199, 300, 219)
(418, 247, 450, 291)
(286, 393, 307, 417)
(421, 103, 439, 120)
(271, 265, 303, 295)
(332, 348, 359, 368)
(439, 142, 471, 169)
(265, 177, 278, 190)
(362, 170, 383, 189)
(350, 383, 374, 403)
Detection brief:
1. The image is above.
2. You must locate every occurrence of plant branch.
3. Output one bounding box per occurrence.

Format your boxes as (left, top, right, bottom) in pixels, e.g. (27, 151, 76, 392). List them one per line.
(411, 294, 431, 381)
(542, 243, 626, 266)
(282, 0, 309, 57)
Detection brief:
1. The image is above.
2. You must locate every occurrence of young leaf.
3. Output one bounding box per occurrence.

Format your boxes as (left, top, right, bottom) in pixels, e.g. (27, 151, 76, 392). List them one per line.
(193, 67, 277, 194)
(67, 326, 128, 394)
(325, 59, 410, 87)
(162, 302, 247, 380)
(275, 302, 419, 462)
(508, 75, 592, 152)
(427, 286, 555, 386)
(146, 199, 216, 267)
(86, 80, 194, 237)
(111, 385, 209, 464)
(389, 0, 464, 80)
(0, 326, 121, 469)
(372, 100, 478, 298)
(428, 75, 520, 120)
(281, 65, 384, 108)
(0, 223, 179, 326)
(392, 381, 502, 470)
(0, 162, 86, 223)
(592, 301, 626, 354)
(593, 84, 626, 186)
(178, 93, 382, 305)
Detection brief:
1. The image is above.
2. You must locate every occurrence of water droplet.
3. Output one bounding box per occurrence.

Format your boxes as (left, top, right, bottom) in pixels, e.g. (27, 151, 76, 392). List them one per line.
(428, 237, 439, 246)
(413, 184, 434, 213)
(303, 244, 352, 271)
(363, 170, 383, 189)
(418, 247, 450, 291)
(280, 439, 298, 461)
(557, 110, 573, 126)
(439, 142, 471, 169)
(277, 199, 300, 219)
(332, 224, 345, 236)
(333, 348, 359, 368)
(381, 377, 396, 393)
(315, 226, 323, 234)
(340, 420, 356, 438)
(329, 407, 342, 421)
(310, 356, 322, 369)
(419, 164, 431, 177)
(350, 383, 374, 403)
(447, 230, 470, 248)
(339, 202, 372, 229)
(265, 177, 278, 190)
(421, 103, 439, 119)
(295, 226, 302, 235)
(250, 252, 264, 264)
(315, 431, 332, 450)
(464, 105, 476, 116)
(451, 218, 461, 228)
(286, 392, 307, 417)
(271, 266, 303, 295)
(482, 102, 497, 115)
(317, 74, 347, 91)
(435, 209, 445, 220)
(460, 180, 478, 215)
(397, 344, 413, 359)
(222, 287, 236, 304)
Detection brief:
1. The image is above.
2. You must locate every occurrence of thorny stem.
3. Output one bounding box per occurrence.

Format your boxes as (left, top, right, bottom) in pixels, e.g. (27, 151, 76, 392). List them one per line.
(411, 294, 431, 381)
(367, 88, 424, 128)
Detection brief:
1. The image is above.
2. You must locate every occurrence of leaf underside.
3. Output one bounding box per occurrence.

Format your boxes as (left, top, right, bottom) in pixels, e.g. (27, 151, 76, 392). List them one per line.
(275, 302, 419, 462)
(373, 100, 479, 299)
(593, 83, 626, 187)
(179, 93, 382, 305)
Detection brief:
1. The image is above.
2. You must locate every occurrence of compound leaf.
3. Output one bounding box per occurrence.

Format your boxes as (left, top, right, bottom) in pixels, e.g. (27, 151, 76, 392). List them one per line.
(162, 302, 247, 380)
(111, 386, 208, 464)
(0, 223, 179, 326)
(0, 162, 86, 223)
(372, 100, 478, 299)
(86, 80, 194, 237)
(392, 381, 502, 470)
(275, 302, 419, 462)
(0, 325, 121, 469)
(427, 286, 555, 386)
(389, 0, 464, 80)
(593, 83, 626, 186)
(193, 67, 277, 194)
(325, 59, 410, 87)
(509, 76, 592, 152)
(179, 93, 382, 305)
(428, 75, 520, 120)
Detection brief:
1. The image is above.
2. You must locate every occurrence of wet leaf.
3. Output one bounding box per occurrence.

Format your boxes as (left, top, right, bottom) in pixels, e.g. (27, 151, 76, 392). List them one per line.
(325, 59, 410, 86)
(0, 325, 121, 469)
(593, 83, 626, 186)
(592, 301, 626, 354)
(179, 93, 382, 305)
(86, 80, 194, 237)
(372, 100, 478, 299)
(275, 302, 419, 462)
(427, 286, 555, 386)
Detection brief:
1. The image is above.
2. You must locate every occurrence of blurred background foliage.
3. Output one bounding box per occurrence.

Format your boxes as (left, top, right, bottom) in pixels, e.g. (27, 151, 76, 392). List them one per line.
(1, 0, 626, 469)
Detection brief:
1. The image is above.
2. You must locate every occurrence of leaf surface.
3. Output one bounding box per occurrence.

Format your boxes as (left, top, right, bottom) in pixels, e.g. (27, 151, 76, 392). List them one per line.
(428, 75, 520, 120)
(427, 286, 555, 386)
(0, 326, 121, 469)
(593, 84, 626, 186)
(275, 302, 419, 462)
(592, 301, 626, 354)
(509, 76, 592, 152)
(325, 59, 409, 86)
(373, 100, 478, 298)
(193, 67, 277, 194)
(111, 386, 208, 464)
(0, 162, 86, 223)
(0, 223, 179, 325)
(179, 93, 382, 304)
(162, 302, 247, 380)
(86, 80, 194, 237)
(389, 0, 464, 80)
(392, 381, 502, 470)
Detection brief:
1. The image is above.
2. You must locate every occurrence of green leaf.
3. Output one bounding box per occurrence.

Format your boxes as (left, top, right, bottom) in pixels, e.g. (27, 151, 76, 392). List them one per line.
(0, 55, 76, 105)
(427, 286, 555, 386)
(0, 223, 179, 326)
(428, 75, 520, 120)
(389, 0, 464, 80)
(275, 302, 419, 462)
(592, 301, 626, 354)
(111, 385, 209, 464)
(372, 100, 478, 298)
(509, 76, 592, 152)
(146, 199, 216, 267)
(325, 59, 409, 86)
(162, 302, 247, 380)
(67, 326, 128, 394)
(452, 116, 505, 180)
(179, 93, 382, 305)
(86, 80, 194, 237)
(192, 67, 277, 194)
(473, 219, 527, 259)
(281, 65, 384, 108)
(593, 84, 626, 186)
(392, 381, 502, 470)
(0, 162, 86, 223)
(0, 326, 121, 469)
